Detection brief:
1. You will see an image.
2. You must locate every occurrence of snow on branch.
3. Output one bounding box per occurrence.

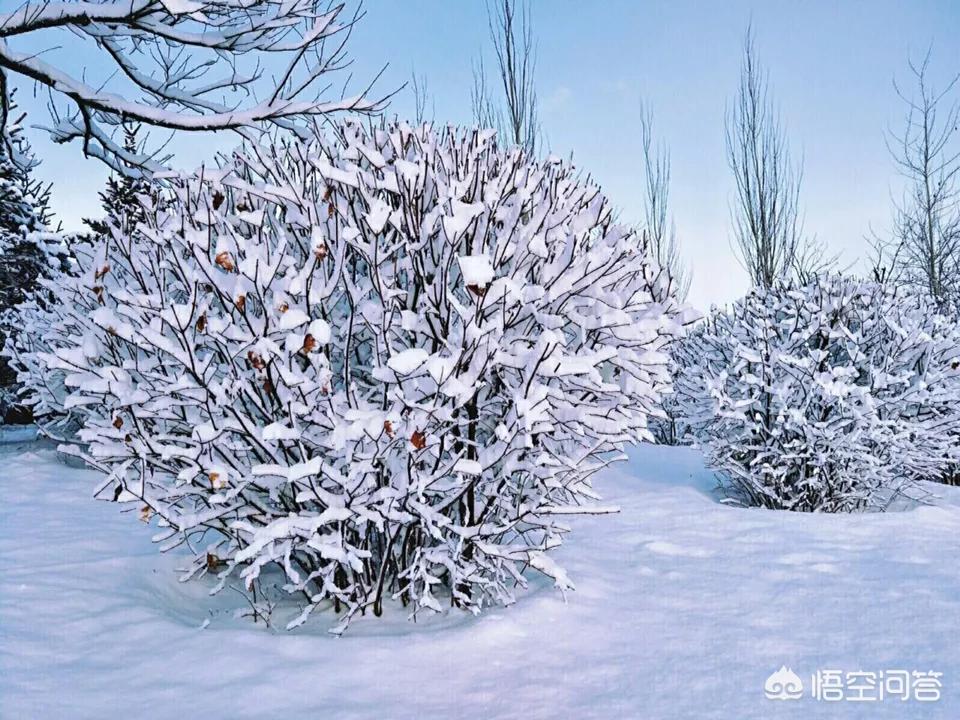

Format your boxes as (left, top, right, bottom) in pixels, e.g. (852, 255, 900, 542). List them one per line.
(674, 275, 960, 511)
(8, 120, 689, 630)
(0, 1, 385, 175)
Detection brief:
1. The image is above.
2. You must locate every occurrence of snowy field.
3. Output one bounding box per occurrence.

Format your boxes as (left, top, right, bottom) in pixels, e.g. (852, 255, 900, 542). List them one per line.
(2, 438, 960, 719)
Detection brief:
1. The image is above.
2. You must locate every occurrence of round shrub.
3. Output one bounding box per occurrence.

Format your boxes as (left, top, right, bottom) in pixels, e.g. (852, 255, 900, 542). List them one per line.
(675, 275, 960, 512)
(27, 122, 685, 629)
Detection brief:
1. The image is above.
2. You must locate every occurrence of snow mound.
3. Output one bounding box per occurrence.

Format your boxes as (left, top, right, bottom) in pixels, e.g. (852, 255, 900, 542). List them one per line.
(3, 442, 960, 719)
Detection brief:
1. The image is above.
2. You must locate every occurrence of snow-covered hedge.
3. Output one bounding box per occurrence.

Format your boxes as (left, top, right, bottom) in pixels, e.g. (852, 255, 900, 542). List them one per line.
(675, 276, 960, 511)
(21, 121, 686, 629)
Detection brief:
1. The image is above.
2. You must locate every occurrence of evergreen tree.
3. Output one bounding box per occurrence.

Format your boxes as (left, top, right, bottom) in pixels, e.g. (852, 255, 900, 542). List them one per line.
(3, 122, 150, 425)
(0, 90, 51, 235)
(0, 88, 57, 423)
(84, 124, 149, 239)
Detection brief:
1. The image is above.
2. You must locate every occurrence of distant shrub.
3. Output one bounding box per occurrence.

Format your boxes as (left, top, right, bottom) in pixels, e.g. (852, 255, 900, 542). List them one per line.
(18, 121, 686, 629)
(649, 332, 701, 446)
(675, 275, 960, 511)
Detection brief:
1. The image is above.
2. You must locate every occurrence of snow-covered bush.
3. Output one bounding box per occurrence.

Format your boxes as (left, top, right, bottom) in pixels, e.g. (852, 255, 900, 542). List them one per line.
(676, 276, 960, 511)
(650, 333, 701, 446)
(5, 127, 156, 431)
(25, 121, 686, 629)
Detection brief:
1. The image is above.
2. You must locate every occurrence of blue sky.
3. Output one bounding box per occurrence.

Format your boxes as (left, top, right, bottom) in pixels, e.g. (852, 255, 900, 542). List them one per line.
(12, 0, 960, 309)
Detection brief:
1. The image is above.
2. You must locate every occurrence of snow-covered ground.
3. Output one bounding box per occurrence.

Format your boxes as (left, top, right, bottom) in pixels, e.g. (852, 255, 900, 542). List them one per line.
(2, 438, 959, 719)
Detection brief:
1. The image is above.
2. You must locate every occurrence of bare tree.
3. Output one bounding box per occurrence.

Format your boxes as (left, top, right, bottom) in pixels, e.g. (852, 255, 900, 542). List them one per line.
(410, 68, 433, 125)
(886, 49, 960, 307)
(472, 0, 539, 155)
(638, 103, 690, 300)
(868, 224, 905, 286)
(471, 56, 500, 135)
(0, 1, 384, 176)
(725, 28, 807, 289)
(792, 233, 833, 285)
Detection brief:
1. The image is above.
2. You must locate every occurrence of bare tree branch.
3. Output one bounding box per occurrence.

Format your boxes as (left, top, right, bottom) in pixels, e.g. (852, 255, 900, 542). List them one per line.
(884, 47, 960, 307)
(638, 102, 690, 301)
(471, 55, 500, 136)
(410, 66, 432, 126)
(0, 0, 387, 175)
(473, 0, 539, 155)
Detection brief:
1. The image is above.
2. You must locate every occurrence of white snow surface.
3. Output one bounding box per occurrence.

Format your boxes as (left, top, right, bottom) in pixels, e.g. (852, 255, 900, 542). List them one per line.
(3, 440, 960, 719)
